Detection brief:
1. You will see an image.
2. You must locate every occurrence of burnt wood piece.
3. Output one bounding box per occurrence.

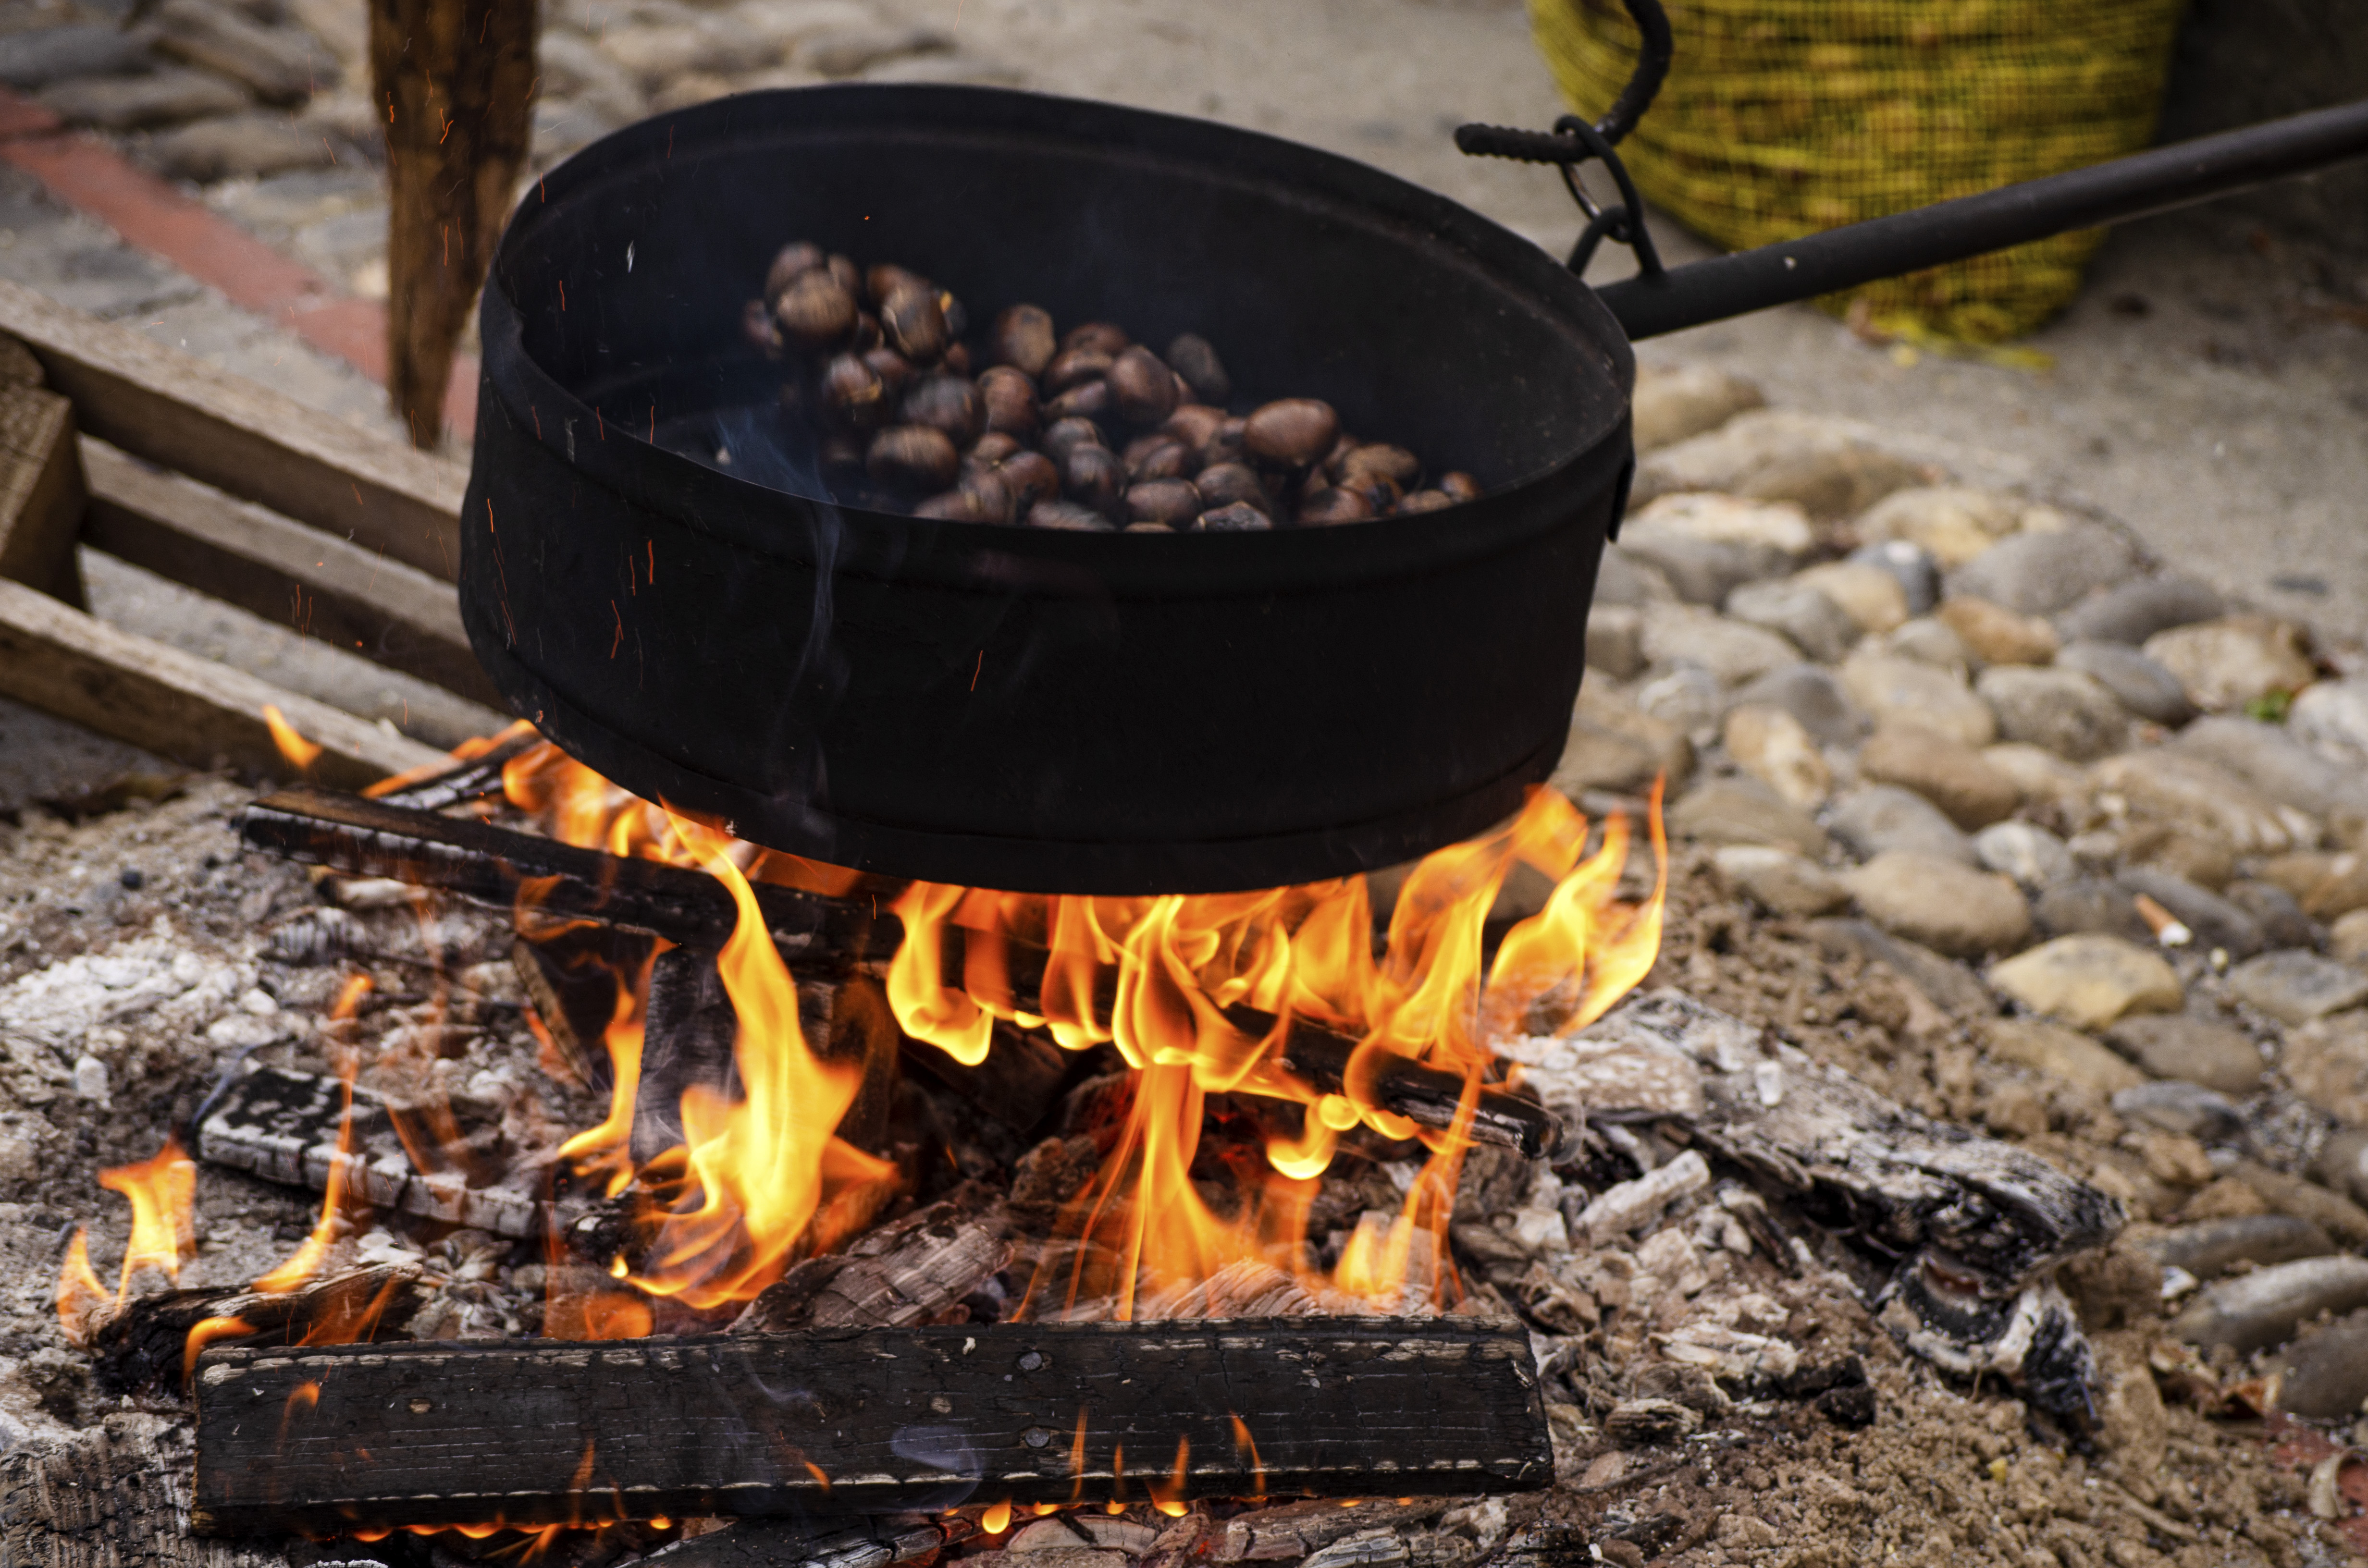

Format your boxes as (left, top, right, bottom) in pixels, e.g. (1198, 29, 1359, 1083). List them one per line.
(903, 1021, 1073, 1135)
(1577, 989, 2118, 1426)
(732, 1190, 1012, 1333)
(374, 725, 543, 809)
(511, 926, 654, 1092)
(1, 1412, 283, 1568)
(79, 1263, 429, 1396)
(945, 927, 1559, 1159)
(234, 785, 898, 960)
(635, 956, 902, 1162)
(192, 1319, 1550, 1535)
(234, 790, 1559, 1155)
(643, 1516, 969, 1568)
(195, 1063, 571, 1239)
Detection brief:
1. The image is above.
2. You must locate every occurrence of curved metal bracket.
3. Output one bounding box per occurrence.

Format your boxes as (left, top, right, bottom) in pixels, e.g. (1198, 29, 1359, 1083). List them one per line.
(1454, 0, 1671, 277)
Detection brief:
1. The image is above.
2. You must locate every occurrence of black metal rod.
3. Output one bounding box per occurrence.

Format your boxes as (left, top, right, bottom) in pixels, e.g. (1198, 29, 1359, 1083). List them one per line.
(1598, 98, 2368, 340)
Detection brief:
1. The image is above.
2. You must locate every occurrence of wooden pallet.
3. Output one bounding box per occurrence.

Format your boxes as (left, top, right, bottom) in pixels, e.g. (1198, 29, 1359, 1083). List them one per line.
(0, 278, 476, 789)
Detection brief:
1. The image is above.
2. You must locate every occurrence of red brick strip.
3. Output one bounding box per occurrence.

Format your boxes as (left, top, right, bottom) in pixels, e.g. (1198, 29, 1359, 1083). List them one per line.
(0, 86, 476, 436)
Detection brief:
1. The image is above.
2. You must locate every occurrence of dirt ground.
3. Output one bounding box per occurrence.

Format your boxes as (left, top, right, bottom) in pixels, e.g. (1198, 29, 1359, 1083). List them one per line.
(0, 779, 2352, 1568)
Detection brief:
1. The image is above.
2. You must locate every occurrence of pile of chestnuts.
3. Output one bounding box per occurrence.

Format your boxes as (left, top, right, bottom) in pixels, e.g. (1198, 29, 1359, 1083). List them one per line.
(743, 242, 1480, 531)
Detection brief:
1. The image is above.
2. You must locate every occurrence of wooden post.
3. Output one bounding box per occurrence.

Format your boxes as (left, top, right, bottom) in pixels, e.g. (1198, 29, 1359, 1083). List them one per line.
(371, 0, 536, 450)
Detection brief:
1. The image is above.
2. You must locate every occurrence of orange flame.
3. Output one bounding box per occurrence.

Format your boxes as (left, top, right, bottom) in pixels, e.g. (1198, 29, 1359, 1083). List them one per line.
(607, 812, 898, 1310)
(252, 981, 372, 1296)
(184, 1315, 256, 1381)
(57, 1139, 197, 1343)
(482, 727, 1663, 1321)
(363, 718, 539, 799)
(262, 703, 323, 772)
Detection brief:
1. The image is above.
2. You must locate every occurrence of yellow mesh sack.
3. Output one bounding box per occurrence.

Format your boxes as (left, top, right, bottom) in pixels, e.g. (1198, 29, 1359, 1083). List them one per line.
(1529, 0, 2187, 341)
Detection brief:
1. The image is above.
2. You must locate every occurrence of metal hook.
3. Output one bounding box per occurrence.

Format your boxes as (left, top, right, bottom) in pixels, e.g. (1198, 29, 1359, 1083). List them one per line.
(1451, 0, 1671, 277)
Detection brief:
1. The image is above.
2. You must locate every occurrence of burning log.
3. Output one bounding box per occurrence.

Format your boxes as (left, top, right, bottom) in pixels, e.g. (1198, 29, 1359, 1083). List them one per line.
(75, 1262, 428, 1395)
(191, 1319, 1550, 1535)
(235, 787, 1561, 1155)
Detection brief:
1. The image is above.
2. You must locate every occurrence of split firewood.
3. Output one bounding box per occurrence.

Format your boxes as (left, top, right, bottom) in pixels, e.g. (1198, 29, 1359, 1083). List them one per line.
(191, 1319, 1551, 1535)
(732, 1189, 1012, 1333)
(238, 787, 1558, 1154)
(74, 1262, 428, 1396)
(511, 925, 654, 1090)
(1564, 990, 2121, 1425)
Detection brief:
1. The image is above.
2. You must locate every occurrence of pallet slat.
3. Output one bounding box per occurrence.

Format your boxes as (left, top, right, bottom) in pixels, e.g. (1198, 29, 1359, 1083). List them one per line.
(79, 438, 499, 707)
(0, 575, 446, 787)
(0, 278, 466, 582)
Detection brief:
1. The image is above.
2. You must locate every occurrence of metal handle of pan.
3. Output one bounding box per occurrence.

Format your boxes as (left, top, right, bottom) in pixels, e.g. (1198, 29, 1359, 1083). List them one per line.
(1598, 96, 2368, 339)
(1456, 0, 1672, 276)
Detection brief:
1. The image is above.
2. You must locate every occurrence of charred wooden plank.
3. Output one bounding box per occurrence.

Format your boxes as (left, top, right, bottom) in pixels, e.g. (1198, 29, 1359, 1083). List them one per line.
(234, 785, 897, 959)
(0, 343, 87, 608)
(195, 1064, 571, 1239)
(77, 1263, 429, 1396)
(191, 1319, 1549, 1535)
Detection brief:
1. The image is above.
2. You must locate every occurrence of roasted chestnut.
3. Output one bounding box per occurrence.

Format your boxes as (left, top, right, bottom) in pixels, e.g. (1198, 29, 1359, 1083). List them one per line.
(988, 304, 1058, 377)
(1062, 443, 1126, 516)
(999, 449, 1061, 511)
(1045, 379, 1114, 424)
(1061, 321, 1130, 355)
(764, 241, 825, 306)
(1160, 404, 1227, 452)
(1029, 499, 1115, 531)
(1040, 417, 1105, 467)
(865, 263, 929, 306)
(1192, 462, 1270, 515)
(1243, 399, 1341, 470)
(1296, 485, 1373, 526)
(900, 374, 985, 447)
(866, 424, 959, 492)
(880, 283, 949, 362)
(971, 430, 1023, 464)
(1340, 443, 1419, 488)
(1438, 471, 1482, 502)
(820, 353, 890, 433)
(977, 365, 1040, 440)
(1165, 333, 1230, 404)
(1042, 347, 1114, 396)
(775, 270, 858, 351)
(1125, 478, 1202, 528)
(1194, 502, 1272, 532)
(1107, 345, 1180, 427)
(1397, 489, 1455, 514)
(1122, 435, 1193, 483)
